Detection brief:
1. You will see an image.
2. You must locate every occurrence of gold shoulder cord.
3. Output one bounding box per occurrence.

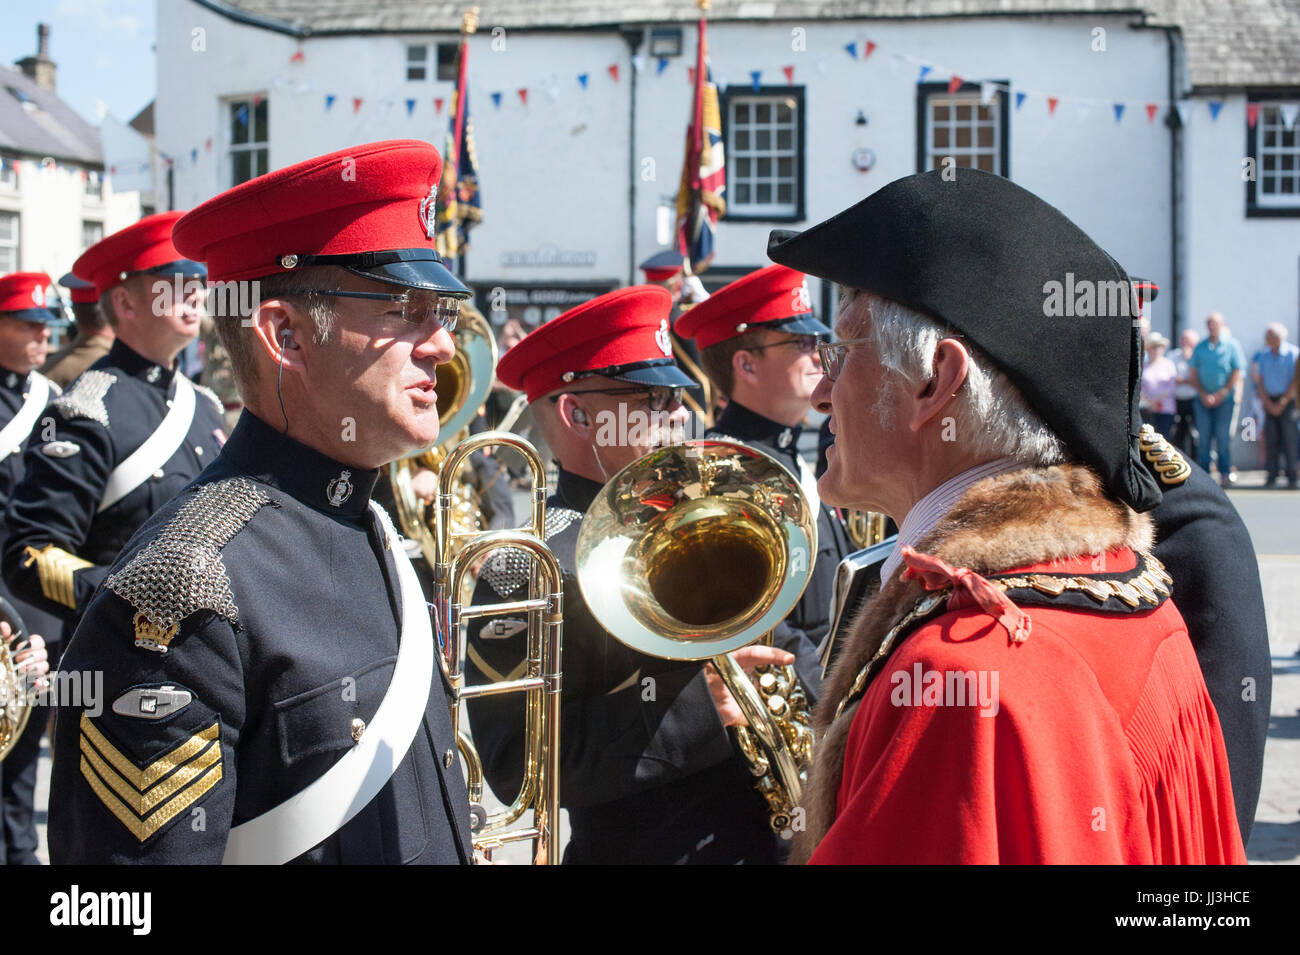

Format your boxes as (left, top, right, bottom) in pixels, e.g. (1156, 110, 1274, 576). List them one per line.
(1138, 424, 1191, 486)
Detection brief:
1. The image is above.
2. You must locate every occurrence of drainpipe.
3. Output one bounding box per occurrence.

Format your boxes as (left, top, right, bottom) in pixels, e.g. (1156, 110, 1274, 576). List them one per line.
(621, 27, 644, 286)
(1164, 26, 1185, 342)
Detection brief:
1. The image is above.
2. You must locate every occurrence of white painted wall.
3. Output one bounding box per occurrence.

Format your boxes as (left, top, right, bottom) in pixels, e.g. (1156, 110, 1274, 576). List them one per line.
(158, 3, 1186, 327)
(1182, 93, 1300, 359)
(0, 159, 140, 277)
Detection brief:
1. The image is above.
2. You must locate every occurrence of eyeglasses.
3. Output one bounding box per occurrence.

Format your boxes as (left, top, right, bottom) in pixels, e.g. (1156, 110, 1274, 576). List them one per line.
(550, 385, 686, 413)
(747, 334, 825, 356)
(308, 289, 461, 331)
(817, 336, 873, 382)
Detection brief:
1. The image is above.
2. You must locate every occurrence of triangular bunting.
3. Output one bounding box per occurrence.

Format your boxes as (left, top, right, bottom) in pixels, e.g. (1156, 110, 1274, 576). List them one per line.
(918, 65, 931, 82)
(632, 54, 646, 73)
(657, 57, 669, 76)
(578, 73, 589, 89)
(1208, 100, 1223, 120)
(1281, 103, 1300, 129)
(947, 75, 963, 94)
(750, 70, 762, 91)
(1246, 103, 1260, 128)
(980, 81, 997, 105)
(204, 137, 212, 151)
(845, 42, 858, 59)
(864, 41, 877, 59)
(782, 65, 794, 84)
(1175, 101, 1191, 126)
(490, 91, 502, 108)
(518, 88, 528, 105)
(351, 97, 362, 113)
(1113, 103, 1125, 122)
(1015, 91, 1027, 110)
(608, 64, 620, 82)
(405, 98, 416, 116)
(1146, 103, 1159, 123)
(434, 97, 444, 114)
(289, 50, 304, 63)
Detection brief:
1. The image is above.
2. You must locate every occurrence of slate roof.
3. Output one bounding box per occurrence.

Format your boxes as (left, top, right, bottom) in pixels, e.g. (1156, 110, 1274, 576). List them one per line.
(0, 64, 101, 164)
(198, 0, 1300, 91)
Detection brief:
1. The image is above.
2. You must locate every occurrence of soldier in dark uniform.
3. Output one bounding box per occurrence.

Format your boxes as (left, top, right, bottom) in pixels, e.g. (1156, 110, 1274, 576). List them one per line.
(676, 264, 852, 662)
(467, 286, 818, 864)
(40, 272, 114, 388)
(3, 213, 226, 630)
(639, 249, 716, 423)
(0, 271, 62, 864)
(47, 139, 473, 864)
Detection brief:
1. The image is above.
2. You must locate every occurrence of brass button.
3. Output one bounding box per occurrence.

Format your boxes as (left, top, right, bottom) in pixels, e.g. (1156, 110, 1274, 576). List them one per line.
(350, 717, 366, 741)
(151, 469, 165, 480)
(444, 748, 455, 768)
(195, 446, 204, 456)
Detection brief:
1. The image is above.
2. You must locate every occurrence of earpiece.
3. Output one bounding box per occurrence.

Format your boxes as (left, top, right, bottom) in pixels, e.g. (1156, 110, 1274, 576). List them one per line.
(743, 362, 754, 373)
(281, 329, 297, 351)
(572, 408, 588, 425)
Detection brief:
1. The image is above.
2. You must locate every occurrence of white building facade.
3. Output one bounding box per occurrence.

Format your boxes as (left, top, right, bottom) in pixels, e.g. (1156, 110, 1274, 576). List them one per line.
(155, 0, 1297, 357)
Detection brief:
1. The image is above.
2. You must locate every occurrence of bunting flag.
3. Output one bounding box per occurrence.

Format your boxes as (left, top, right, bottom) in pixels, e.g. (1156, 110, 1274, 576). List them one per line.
(1113, 103, 1125, 122)
(205, 137, 212, 151)
(578, 73, 589, 89)
(1174, 101, 1191, 126)
(1047, 97, 1059, 116)
(1145, 103, 1159, 123)
(947, 75, 963, 94)
(864, 41, 877, 59)
(845, 42, 857, 59)
(918, 65, 932, 82)
(1015, 91, 1027, 110)
(405, 98, 416, 116)
(352, 97, 363, 114)
(435, 97, 445, 114)
(1281, 104, 1300, 130)
(750, 70, 762, 91)
(289, 50, 305, 63)
(518, 88, 528, 105)
(1246, 103, 1261, 128)
(490, 91, 501, 108)
(782, 65, 794, 83)
(657, 57, 670, 75)
(1208, 101, 1223, 120)
(675, 16, 726, 273)
(979, 81, 997, 105)
(435, 38, 484, 274)
(608, 64, 620, 82)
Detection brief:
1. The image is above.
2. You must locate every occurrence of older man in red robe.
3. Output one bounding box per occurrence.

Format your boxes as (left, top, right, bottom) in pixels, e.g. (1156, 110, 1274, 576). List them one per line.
(769, 170, 1245, 865)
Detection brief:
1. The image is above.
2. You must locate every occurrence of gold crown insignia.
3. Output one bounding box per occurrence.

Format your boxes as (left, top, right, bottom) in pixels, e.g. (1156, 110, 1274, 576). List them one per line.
(132, 613, 180, 654)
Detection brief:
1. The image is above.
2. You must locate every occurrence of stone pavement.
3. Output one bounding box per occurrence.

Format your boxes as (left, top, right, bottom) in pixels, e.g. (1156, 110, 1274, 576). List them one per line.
(29, 470, 1300, 865)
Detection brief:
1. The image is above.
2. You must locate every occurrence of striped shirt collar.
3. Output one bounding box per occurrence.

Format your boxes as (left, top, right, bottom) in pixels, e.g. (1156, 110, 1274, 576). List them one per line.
(879, 457, 1025, 585)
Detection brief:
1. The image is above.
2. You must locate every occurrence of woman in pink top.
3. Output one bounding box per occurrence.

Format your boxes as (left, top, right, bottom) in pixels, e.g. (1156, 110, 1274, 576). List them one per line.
(1142, 333, 1178, 435)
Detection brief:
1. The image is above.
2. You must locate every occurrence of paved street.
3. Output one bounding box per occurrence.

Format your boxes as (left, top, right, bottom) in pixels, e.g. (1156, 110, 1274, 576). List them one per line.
(29, 471, 1300, 864)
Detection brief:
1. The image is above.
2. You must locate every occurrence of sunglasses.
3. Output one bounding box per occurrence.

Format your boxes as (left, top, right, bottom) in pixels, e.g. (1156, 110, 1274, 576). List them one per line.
(551, 385, 686, 413)
(747, 333, 825, 356)
(816, 336, 873, 382)
(308, 289, 461, 331)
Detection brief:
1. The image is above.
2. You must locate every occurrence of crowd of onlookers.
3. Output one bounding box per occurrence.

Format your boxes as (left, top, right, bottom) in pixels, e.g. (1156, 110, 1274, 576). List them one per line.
(1142, 314, 1299, 489)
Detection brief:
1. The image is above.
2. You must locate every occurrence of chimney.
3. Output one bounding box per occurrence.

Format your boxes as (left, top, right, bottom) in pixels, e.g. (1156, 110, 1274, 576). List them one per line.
(16, 24, 56, 92)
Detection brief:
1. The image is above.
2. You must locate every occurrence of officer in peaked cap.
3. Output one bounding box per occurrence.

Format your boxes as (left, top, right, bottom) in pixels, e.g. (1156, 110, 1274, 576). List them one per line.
(465, 285, 817, 864)
(3, 213, 225, 631)
(676, 263, 851, 676)
(638, 249, 715, 423)
(0, 270, 61, 865)
(48, 139, 474, 864)
(40, 271, 114, 388)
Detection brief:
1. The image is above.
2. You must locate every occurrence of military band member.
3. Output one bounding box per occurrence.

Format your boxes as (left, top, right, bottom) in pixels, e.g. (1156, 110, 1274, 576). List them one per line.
(0, 271, 62, 864)
(40, 271, 114, 388)
(770, 169, 1243, 864)
(48, 139, 473, 864)
(466, 286, 817, 864)
(3, 213, 225, 628)
(677, 264, 852, 663)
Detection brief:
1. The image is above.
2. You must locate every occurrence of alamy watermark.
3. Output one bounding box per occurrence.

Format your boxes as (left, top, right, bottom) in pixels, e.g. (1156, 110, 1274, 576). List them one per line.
(152, 276, 263, 325)
(889, 663, 1000, 717)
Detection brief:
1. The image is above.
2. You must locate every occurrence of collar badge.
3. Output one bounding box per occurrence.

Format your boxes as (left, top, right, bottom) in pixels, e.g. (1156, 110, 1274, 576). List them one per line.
(146, 366, 161, 383)
(327, 469, 354, 507)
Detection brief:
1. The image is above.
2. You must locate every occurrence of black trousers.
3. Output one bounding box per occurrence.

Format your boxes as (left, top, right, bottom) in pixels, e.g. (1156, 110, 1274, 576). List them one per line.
(1172, 397, 1199, 460)
(1264, 396, 1299, 482)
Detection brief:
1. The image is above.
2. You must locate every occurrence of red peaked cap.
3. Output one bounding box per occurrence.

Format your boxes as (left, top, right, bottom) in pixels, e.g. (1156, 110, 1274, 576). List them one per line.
(58, 271, 99, 305)
(72, 211, 203, 296)
(497, 285, 696, 402)
(0, 271, 55, 316)
(172, 140, 469, 297)
(675, 264, 829, 349)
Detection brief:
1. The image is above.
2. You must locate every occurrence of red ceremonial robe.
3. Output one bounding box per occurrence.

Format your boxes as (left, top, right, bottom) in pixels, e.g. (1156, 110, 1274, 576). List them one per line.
(797, 465, 1245, 865)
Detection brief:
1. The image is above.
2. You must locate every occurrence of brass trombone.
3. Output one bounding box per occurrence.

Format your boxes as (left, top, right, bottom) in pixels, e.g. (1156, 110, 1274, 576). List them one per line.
(574, 439, 816, 835)
(431, 432, 564, 864)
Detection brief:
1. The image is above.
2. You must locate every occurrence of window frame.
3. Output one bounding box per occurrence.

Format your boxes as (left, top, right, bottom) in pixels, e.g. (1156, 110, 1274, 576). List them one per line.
(0, 210, 20, 274)
(407, 42, 459, 82)
(227, 95, 269, 188)
(1246, 91, 1300, 218)
(82, 219, 103, 251)
(916, 80, 1010, 178)
(719, 85, 806, 224)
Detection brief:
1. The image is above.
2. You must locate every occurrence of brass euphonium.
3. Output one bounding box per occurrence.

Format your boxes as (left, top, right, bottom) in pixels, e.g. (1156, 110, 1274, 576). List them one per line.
(0, 598, 33, 763)
(574, 439, 816, 836)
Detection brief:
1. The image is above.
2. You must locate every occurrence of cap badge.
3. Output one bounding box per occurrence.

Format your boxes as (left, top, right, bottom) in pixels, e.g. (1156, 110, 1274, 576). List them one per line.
(418, 183, 438, 240)
(31, 285, 45, 307)
(327, 469, 354, 507)
(655, 318, 672, 357)
(795, 281, 812, 313)
(146, 366, 161, 383)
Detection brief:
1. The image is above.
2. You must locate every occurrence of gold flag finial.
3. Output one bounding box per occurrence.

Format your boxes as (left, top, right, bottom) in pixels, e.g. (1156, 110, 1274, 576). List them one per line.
(462, 6, 480, 35)
(697, 0, 712, 11)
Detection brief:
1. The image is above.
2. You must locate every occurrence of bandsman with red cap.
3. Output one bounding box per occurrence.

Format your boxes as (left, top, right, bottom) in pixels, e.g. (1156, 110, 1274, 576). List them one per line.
(47, 140, 474, 864)
(465, 284, 815, 864)
(676, 264, 852, 681)
(0, 271, 59, 864)
(39, 271, 114, 387)
(3, 213, 225, 631)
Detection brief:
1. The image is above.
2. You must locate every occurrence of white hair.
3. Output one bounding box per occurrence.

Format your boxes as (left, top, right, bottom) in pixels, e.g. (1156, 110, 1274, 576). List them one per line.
(840, 289, 1069, 467)
(1267, 322, 1287, 341)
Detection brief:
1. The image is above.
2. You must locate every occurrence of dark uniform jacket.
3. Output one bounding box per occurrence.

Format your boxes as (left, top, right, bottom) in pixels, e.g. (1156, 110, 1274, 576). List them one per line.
(3, 339, 227, 626)
(466, 468, 822, 864)
(708, 401, 852, 656)
(48, 411, 472, 864)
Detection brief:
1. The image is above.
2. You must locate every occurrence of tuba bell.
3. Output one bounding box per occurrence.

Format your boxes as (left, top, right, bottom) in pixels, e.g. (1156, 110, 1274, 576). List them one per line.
(574, 439, 817, 836)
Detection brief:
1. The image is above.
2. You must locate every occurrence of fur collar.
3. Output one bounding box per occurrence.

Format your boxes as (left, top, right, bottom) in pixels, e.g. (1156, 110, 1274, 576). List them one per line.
(791, 463, 1153, 863)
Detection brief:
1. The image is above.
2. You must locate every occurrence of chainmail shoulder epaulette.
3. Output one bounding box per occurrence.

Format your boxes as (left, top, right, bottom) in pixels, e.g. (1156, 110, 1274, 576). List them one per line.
(479, 505, 582, 598)
(106, 477, 272, 652)
(51, 370, 117, 427)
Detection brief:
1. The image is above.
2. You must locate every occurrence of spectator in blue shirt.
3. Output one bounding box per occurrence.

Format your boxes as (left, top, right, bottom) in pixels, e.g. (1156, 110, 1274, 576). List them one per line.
(1251, 323, 1299, 488)
(1188, 312, 1245, 486)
